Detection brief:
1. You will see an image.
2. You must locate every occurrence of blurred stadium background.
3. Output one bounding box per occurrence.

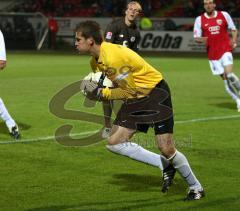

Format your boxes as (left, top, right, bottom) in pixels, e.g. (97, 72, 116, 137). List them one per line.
(1, 0, 240, 51)
(0, 0, 240, 210)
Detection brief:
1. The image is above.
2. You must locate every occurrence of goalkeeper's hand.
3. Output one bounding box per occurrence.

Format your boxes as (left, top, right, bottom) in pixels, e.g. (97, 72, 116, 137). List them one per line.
(80, 80, 103, 101)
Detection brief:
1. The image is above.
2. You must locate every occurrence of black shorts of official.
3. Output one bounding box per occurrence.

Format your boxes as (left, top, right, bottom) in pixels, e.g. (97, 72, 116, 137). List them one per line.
(113, 80, 174, 135)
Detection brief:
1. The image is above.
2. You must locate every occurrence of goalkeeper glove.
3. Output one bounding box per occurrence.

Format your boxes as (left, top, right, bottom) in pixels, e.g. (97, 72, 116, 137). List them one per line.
(80, 79, 102, 101)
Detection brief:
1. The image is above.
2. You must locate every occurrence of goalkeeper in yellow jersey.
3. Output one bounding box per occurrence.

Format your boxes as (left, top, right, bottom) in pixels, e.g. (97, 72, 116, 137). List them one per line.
(76, 21, 204, 200)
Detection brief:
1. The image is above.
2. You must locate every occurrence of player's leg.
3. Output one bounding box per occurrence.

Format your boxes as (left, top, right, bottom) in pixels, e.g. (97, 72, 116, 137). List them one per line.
(221, 73, 238, 99)
(0, 98, 20, 139)
(221, 74, 240, 111)
(223, 53, 240, 93)
(106, 125, 167, 170)
(155, 133, 176, 193)
(225, 70, 240, 93)
(156, 133, 204, 200)
(154, 114, 203, 197)
(102, 100, 113, 138)
(209, 59, 240, 111)
(153, 80, 203, 199)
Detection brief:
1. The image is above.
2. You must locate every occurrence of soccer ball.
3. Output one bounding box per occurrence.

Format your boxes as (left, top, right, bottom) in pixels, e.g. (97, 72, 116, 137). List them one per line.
(83, 72, 113, 87)
(81, 72, 113, 96)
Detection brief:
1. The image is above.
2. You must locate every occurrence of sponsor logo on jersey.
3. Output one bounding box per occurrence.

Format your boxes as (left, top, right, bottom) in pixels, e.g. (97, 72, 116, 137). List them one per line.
(216, 19, 222, 25)
(123, 40, 128, 47)
(209, 25, 220, 32)
(130, 36, 136, 42)
(106, 32, 112, 39)
(208, 25, 220, 34)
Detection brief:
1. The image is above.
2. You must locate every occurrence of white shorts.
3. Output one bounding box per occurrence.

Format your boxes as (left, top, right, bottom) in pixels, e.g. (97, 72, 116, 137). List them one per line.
(208, 52, 233, 75)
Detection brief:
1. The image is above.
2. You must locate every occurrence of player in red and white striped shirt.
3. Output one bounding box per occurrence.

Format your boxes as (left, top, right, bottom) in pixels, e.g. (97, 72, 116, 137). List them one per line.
(194, 0, 240, 112)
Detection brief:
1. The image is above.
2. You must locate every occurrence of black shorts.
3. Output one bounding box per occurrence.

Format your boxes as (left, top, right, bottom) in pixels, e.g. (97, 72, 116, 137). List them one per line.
(113, 80, 174, 135)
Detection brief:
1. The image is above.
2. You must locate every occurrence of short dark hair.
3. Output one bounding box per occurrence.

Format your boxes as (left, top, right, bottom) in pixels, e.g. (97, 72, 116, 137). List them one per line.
(75, 21, 103, 44)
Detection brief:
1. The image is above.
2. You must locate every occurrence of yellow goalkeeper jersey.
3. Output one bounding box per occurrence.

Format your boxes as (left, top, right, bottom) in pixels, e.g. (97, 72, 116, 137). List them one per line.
(90, 42, 163, 100)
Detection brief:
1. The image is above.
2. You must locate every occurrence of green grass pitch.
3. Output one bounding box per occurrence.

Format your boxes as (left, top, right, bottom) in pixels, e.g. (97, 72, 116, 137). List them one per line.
(0, 51, 239, 210)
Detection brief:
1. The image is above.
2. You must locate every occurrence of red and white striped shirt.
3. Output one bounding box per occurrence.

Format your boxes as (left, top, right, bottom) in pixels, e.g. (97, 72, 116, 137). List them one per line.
(194, 11, 236, 60)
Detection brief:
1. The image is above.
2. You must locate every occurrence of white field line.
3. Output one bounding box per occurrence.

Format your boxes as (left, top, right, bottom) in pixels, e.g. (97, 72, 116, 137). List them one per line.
(0, 130, 99, 144)
(0, 114, 240, 144)
(175, 114, 240, 124)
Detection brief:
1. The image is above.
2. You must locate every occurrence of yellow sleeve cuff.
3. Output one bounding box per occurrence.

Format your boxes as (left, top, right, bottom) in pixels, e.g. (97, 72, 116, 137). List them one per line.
(102, 87, 111, 99)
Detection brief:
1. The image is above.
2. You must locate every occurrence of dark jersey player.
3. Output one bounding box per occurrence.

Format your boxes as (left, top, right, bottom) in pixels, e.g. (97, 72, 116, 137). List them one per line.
(104, 1, 141, 52)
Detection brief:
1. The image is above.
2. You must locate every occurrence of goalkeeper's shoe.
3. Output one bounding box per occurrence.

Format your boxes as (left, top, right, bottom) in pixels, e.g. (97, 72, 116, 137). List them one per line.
(161, 164, 176, 193)
(102, 127, 111, 139)
(9, 125, 20, 140)
(184, 189, 205, 201)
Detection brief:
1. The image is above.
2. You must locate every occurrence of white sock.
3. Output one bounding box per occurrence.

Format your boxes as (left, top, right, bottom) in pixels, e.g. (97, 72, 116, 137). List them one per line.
(226, 72, 240, 90)
(171, 150, 202, 190)
(106, 142, 168, 170)
(224, 80, 239, 102)
(0, 98, 16, 130)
